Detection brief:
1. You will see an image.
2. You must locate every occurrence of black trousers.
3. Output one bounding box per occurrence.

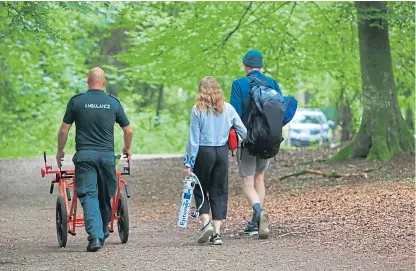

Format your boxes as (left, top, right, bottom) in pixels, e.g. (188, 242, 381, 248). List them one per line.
(193, 145, 229, 220)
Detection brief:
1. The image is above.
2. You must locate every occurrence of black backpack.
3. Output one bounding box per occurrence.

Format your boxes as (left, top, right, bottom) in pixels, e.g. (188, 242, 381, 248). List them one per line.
(243, 76, 285, 159)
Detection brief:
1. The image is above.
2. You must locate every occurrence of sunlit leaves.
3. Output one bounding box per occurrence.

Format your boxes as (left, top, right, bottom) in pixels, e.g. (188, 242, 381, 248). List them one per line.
(0, 1, 414, 157)
(0, 2, 107, 157)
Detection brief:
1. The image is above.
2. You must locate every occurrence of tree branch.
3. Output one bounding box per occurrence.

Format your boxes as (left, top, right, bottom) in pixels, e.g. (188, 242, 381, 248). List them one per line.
(245, 1, 266, 22)
(242, 1, 291, 27)
(312, 2, 335, 31)
(202, 2, 253, 52)
(280, 169, 369, 180)
(222, 1, 253, 44)
(311, 2, 348, 55)
(257, 2, 296, 78)
(275, 2, 297, 63)
(203, 1, 291, 53)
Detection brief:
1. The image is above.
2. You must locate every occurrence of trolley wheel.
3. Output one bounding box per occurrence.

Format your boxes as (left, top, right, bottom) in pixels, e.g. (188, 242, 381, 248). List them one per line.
(56, 196, 68, 248)
(117, 194, 129, 243)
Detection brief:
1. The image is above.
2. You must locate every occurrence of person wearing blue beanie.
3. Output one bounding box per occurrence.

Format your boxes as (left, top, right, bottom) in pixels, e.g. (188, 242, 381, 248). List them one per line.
(242, 49, 264, 68)
(230, 49, 283, 239)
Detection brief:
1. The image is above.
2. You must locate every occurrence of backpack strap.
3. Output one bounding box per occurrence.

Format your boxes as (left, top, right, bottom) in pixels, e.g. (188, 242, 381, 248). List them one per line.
(247, 75, 268, 87)
(248, 77, 257, 88)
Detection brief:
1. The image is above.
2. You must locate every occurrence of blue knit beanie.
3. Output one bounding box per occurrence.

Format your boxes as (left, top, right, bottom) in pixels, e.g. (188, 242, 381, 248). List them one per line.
(243, 49, 263, 68)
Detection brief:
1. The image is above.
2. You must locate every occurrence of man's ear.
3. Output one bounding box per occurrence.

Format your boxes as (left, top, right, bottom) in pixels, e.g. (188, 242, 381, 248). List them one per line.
(87, 76, 90, 85)
(102, 79, 107, 87)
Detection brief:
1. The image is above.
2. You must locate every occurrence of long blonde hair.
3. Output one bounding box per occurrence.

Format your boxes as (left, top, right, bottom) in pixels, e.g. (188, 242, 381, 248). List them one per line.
(196, 76, 225, 116)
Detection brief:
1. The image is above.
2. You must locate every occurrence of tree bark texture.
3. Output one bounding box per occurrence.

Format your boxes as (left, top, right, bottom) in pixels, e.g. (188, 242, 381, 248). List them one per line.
(333, 1, 415, 161)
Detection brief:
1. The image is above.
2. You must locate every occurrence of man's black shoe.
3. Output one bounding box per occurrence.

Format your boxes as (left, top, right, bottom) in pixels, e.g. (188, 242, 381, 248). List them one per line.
(87, 238, 103, 252)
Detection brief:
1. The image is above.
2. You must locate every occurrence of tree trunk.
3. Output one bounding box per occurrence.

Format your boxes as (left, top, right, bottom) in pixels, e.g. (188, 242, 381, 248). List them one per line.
(404, 88, 415, 132)
(155, 85, 164, 126)
(336, 89, 353, 143)
(333, 1, 415, 161)
(340, 100, 352, 142)
(304, 91, 311, 105)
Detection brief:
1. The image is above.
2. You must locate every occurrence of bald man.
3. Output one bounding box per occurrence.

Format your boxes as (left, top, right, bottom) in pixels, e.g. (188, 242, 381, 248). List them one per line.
(56, 67, 133, 252)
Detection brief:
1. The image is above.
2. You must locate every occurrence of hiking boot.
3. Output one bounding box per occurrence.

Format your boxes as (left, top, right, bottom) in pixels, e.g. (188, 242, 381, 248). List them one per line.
(243, 220, 259, 236)
(258, 210, 270, 239)
(197, 222, 214, 243)
(209, 233, 223, 245)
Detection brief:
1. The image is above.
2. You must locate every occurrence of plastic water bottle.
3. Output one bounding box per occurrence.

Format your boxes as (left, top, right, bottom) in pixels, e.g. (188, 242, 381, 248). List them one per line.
(177, 176, 194, 228)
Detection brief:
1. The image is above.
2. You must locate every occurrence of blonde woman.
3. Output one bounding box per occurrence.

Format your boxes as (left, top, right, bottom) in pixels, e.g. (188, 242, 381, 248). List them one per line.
(184, 76, 247, 245)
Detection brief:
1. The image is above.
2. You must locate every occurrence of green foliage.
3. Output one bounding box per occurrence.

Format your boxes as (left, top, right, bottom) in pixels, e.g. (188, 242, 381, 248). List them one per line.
(0, 1, 414, 158)
(0, 2, 106, 157)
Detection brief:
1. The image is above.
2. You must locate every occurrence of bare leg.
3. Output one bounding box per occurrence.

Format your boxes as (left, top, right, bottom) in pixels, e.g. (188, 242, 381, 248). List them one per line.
(199, 213, 210, 227)
(212, 220, 222, 235)
(242, 175, 261, 205)
(242, 175, 262, 226)
(254, 173, 265, 206)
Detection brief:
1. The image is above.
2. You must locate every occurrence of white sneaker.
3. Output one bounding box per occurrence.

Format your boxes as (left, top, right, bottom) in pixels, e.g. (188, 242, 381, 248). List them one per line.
(209, 233, 223, 245)
(197, 222, 214, 243)
(258, 211, 270, 239)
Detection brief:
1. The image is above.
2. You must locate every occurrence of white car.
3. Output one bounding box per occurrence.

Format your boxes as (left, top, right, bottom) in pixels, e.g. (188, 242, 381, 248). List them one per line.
(284, 108, 332, 147)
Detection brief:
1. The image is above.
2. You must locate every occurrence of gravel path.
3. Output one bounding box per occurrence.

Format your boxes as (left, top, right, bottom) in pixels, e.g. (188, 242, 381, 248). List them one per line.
(0, 153, 414, 271)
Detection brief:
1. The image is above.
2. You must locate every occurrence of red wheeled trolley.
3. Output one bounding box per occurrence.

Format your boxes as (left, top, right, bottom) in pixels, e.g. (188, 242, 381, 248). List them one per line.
(40, 152, 131, 248)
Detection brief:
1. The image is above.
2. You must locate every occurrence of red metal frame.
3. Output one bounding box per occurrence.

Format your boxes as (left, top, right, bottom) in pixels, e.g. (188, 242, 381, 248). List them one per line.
(41, 155, 130, 236)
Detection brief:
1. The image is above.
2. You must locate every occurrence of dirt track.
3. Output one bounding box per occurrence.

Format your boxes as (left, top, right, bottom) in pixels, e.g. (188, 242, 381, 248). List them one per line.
(0, 150, 414, 271)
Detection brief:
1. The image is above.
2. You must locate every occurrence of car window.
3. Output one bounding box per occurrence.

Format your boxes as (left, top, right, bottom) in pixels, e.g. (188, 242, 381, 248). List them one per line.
(293, 114, 323, 124)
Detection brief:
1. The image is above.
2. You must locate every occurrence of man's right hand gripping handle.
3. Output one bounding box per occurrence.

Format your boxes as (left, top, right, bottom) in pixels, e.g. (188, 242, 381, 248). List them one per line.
(121, 125, 133, 162)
